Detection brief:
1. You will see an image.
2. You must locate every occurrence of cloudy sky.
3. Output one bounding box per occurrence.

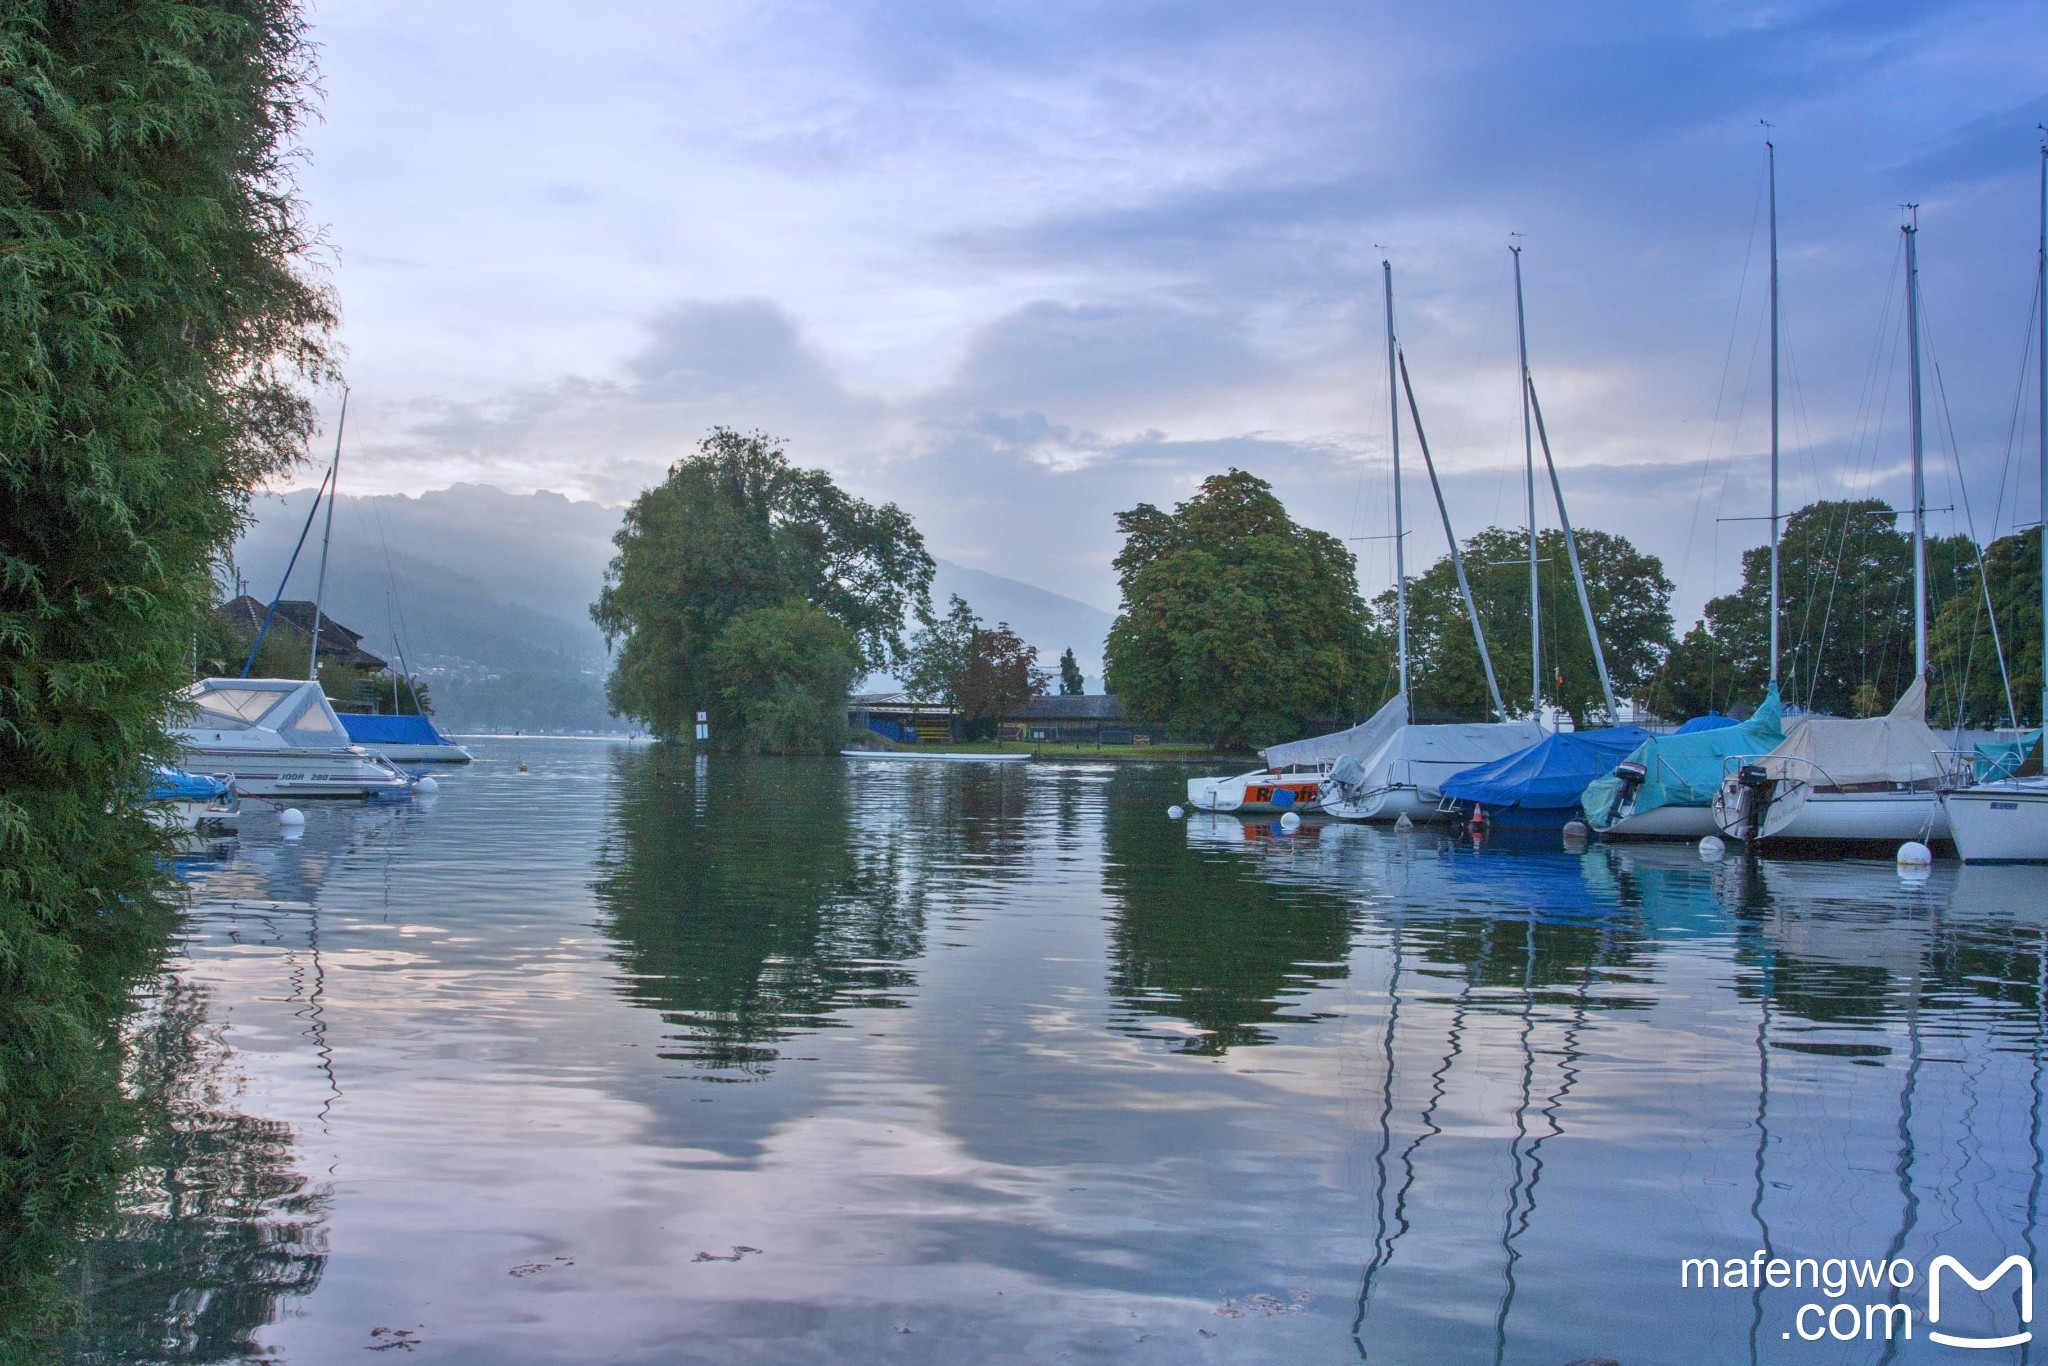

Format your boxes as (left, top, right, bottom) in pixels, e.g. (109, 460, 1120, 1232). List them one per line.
(293, 0, 2048, 621)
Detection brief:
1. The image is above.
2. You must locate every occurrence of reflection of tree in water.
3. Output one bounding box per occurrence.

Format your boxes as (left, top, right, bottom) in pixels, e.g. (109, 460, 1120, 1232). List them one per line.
(60, 977, 326, 1364)
(1101, 786, 1354, 1055)
(592, 750, 931, 1078)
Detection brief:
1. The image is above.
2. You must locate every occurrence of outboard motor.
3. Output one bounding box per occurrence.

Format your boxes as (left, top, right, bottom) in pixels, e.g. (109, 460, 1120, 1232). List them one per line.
(1734, 762, 1775, 842)
(1322, 754, 1366, 803)
(1602, 759, 1647, 825)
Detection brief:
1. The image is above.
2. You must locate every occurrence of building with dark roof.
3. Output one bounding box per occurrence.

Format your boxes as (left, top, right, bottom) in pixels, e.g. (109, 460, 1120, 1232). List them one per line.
(217, 596, 388, 671)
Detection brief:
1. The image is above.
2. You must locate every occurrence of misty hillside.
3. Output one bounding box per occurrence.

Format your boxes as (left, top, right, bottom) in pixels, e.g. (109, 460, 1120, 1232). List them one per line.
(232, 484, 1113, 728)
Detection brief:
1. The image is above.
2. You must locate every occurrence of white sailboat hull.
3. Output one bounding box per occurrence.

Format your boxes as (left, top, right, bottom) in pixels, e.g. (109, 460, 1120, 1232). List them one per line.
(1941, 780, 2048, 862)
(173, 742, 411, 799)
(1186, 770, 1322, 814)
(1759, 789, 1947, 843)
(1320, 785, 1450, 824)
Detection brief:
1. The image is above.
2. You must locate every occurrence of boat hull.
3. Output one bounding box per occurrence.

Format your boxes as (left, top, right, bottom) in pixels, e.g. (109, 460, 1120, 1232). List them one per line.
(1321, 786, 1452, 823)
(1187, 771, 1322, 814)
(360, 741, 474, 764)
(1443, 800, 1580, 832)
(174, 744, 412, 799)
(1717, 782, 1949, 847)
(1941, 781, 2048, 862)
(1593, 804, 1721, 841)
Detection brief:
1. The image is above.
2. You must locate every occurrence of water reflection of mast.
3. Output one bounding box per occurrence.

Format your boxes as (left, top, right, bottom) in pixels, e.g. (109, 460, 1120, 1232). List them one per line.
(1876, 937, 1926, 1366)
(1352, 906, 1480, 1359)
(1491, 918, 1540, 1363)
(1352, 915, 1405, 1360)
(1743, 857, 1775, 1366)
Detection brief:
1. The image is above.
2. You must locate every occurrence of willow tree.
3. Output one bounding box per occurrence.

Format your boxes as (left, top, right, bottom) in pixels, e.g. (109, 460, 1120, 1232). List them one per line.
(593, 428, 933, 744)
(0, 0, 334, 1337)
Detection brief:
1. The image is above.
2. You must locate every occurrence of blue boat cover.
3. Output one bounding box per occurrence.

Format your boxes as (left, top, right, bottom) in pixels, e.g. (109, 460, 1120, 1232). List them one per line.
(148, 765, 229, 801)
(1973, 727, 2044, 780)
(1581, 684, 1786, 824)
(1441, 727, 1657, 811)
(339, 713, 449, 746)
(1675, 711, 1740, 734)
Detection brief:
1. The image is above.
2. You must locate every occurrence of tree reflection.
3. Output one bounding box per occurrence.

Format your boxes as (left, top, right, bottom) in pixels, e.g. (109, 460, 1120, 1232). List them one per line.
(59, 977, 326, 1363)
(1101, 788, 1355, 1054)
(591, 750, 930, 1078)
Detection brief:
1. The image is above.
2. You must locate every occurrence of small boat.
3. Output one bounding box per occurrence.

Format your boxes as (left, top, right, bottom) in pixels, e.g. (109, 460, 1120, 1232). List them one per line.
(1186, 767, 1325, 814)
(1191, 695, 1410, 815)
(1320, 717, 1548, 823)
(1942, 777, 2048, 863)
(1582, 685, 1786, 840)
(145, 765, 239, 832)
(339, 711, 475, 764)
(175, 678, 413, 800)
(1440, 726, 1655, 830)
(841, 750, 1031, 763)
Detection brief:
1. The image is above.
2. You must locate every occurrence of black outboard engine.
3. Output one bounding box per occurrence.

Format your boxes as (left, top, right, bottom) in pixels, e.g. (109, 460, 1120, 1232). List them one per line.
(1602, 759, 1648, 825)
(1734, 762, 1775, 842)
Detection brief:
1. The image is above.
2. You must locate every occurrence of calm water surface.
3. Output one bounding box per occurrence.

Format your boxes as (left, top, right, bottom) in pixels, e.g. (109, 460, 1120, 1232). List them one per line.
(64, 740, 2048, 1363)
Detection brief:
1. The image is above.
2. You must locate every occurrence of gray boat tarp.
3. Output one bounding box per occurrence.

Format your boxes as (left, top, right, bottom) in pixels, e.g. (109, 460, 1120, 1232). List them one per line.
(1750, 677, 1947, 789)
(1261, 693, 1409, 771)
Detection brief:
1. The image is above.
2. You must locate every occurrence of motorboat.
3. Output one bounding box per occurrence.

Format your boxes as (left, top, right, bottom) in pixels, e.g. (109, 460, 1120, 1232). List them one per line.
(339, 711, 475, 764)
(144, 764, 239, 832)
(1189, 695, 1409, 815)
(1582, 685, 1785, 840)
(174, 678, 413, 800)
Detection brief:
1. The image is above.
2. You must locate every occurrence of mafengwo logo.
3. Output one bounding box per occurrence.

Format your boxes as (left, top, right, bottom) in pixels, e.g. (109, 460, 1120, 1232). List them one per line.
(1680, 1251, 2034, 1347)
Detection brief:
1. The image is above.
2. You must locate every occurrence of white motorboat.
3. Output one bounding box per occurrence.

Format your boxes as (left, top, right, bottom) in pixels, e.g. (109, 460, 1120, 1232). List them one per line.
(1941, 778, 2048, 862)
(174, 678, 413, 800)
(1712, 679, 1951, 847)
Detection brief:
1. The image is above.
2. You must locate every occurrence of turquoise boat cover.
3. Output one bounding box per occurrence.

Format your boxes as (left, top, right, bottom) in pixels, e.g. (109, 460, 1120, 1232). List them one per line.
(1441, 727, 1655, 811)
(1581, 685, 1786, 826)
(339, 713, 449, 746)
(1675, 711, 1740, 734)
(1973, 728, 2044, 780)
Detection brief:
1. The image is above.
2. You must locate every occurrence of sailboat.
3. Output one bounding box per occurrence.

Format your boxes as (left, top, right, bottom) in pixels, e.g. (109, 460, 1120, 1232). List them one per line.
(1314, 258, 1543, 822)
(1714, 211, 1953, 848)
(1586, 141, 1796, 842)
(1942, 143, 2048, 861)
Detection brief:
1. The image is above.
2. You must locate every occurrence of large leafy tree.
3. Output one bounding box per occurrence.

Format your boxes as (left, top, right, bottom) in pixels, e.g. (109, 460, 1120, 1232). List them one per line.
(1104, 470, 1387, 748)
(1929, 526, 2042, 728)
(1, 0, 334, 1339)
(1379, 526, 1674, 725)
(709, 603, 862, 754)
(592, 429, 933, 740)
(1647, 499, 1977, 720)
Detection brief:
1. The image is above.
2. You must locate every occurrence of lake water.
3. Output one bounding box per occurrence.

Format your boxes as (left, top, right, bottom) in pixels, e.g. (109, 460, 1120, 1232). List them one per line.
(60, 739, 2048, 1363)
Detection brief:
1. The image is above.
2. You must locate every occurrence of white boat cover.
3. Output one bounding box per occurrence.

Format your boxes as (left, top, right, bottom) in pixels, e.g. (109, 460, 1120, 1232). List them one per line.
(1261, 694, 1409, 771)
(1752, 678, 1947, 789)
(1359, 719, 1549, 795)
(178, 678, 352, 748)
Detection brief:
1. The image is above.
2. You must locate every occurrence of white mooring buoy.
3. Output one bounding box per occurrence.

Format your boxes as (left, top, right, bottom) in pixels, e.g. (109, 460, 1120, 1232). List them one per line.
(1167, 804, 1185, 820)
(1698, 835, 1726, 861)
(1279, 811, 1302, 832)
(1394, 813, 1414, 832)
(278, 808, 305, 827)
(1896, 840, 1933, 868)
(414, 775, 440, 795)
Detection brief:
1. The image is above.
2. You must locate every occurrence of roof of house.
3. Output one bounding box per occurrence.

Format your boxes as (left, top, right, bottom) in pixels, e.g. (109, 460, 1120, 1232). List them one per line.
(1014, 694, 1126, 721)
(217, 596, 387, 670)
(849, 691, 955, 714)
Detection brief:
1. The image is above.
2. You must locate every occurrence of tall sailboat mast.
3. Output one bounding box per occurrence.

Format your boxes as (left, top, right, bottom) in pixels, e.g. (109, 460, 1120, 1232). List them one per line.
(307, 387, 350, 679)
(2037, 138, 2046, 727)
(1766, 139, 1782, 687)
(1904, 214, 1926, 679)
(1386, 260, 1409, 698)
(1512, 244, 1541, 717)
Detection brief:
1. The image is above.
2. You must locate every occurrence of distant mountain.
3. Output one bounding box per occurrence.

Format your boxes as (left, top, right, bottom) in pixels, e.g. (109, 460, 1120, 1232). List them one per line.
(231, 484, 1113, 727)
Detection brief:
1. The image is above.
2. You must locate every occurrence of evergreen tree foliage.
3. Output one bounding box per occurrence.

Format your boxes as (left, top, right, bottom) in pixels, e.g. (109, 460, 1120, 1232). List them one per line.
(1647, 499, 1977, 721)
(1058, 647, 1085, 696)
(1377, 526, 1674, 725)
(1103, 470, 1386, 749)
(0, 0, 334, 1347)
(592, 429, 932, 742)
